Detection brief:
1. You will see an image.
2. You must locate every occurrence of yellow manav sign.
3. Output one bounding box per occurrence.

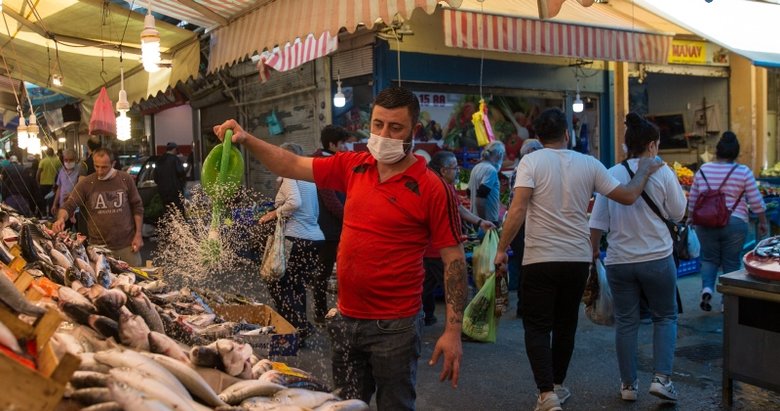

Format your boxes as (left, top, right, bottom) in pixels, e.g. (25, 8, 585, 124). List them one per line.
(668, 40, 707, 64)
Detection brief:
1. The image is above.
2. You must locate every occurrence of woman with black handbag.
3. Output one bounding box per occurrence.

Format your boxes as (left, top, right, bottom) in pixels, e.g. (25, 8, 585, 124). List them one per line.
(589, 113, 687, 404)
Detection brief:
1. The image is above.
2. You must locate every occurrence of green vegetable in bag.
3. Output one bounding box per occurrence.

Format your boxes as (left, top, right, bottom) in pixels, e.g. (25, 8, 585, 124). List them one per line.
(472, 229, 499, 289)
(462, 273, 498, 342)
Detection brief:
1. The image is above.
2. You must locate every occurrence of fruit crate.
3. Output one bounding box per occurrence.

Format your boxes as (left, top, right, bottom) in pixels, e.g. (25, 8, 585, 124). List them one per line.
(677, 257, 702, 278)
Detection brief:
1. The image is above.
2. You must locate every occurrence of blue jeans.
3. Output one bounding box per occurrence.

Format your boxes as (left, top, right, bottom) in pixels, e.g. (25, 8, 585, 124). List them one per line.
(607, 255, 677, 383)
(326, 311, 423, 410)
(696, 216, 748, 292)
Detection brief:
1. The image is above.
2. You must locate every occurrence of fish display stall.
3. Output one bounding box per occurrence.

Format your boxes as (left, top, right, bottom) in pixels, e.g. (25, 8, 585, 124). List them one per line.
(0, 205, 368, 411)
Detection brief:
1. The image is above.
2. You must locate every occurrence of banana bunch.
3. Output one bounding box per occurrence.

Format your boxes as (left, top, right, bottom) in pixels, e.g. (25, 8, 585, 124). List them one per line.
(673, 162, 694, 186)
(760, 162, 780, 177)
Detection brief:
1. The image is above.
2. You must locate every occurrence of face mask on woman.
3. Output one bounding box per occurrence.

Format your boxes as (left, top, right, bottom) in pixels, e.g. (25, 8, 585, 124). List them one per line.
(64, 161, 76, 170)
(367, 133, 413, 164)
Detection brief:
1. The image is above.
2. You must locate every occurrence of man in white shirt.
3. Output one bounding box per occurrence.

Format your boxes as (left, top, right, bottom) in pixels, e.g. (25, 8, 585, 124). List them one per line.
(494, 108, 663, 411)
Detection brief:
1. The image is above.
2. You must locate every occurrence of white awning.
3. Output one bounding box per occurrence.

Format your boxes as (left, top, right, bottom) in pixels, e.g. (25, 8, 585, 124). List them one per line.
(208, 0, 463, 73)
(636, 0, 780, 68)
(444, 0, 673, 64)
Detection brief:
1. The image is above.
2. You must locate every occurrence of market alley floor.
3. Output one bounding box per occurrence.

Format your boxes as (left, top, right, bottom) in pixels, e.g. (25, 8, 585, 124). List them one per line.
(142, 238, 779, 410)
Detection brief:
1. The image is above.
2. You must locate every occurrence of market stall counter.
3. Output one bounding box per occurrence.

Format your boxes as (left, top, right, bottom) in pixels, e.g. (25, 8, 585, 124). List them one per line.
(717, 269, 780, 405)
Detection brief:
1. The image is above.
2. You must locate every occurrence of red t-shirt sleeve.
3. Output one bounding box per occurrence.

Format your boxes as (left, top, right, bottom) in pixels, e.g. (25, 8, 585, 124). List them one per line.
(313, 153, 351, 192)
(429, 177, 463, 251)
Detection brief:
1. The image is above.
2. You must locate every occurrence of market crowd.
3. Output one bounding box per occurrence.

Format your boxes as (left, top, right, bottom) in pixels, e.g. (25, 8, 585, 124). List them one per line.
(214, 86, 769, 411)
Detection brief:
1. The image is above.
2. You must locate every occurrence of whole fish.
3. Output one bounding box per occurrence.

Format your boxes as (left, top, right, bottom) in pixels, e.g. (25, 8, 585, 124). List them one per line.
(95, 349, 189, 399)
(272, 388, 339, 409)
(70, 387, 112, 405)
(126, 288, 165, 333)
(0, 271, 46, 317)
(1, 226, 18, 248)
(88, 314, 120, 341)
(58, 285, 96, 309)
(53, 241, 75, 262)
(95, 289, 127, 321)
(70, 370, 111, 389)
(25, 260, 67, 285)
(80, 402, 123, 411)
(251, 359, 275, 379)
(79, 269, 97, 288)
(50, 332, 84, 357)
(314, 399, 371, 411)
(109, 368, 195, 410)
(142, 352, 228, 408)
(112, 273, 136, 288)
(82, 284, 108, 302)
(97, 270, 113, 289)
(78, 352, 112, 373)
(190, 344, 222, 369)
(160, 311, 207, 347)
(61, 301, 96, 325)
(108, 380, 181, 411)
(0, 241, 14, 264)
(19, 223, 54, 266)
(216, 339, 253, 377)
(75, 257, 96, 278)
(0, 320, 22, 353)
(50, 248, 72, 270)
(148, 331, 190, 363)
(118, 307, 151, 350)
(219, 381, 287, 405)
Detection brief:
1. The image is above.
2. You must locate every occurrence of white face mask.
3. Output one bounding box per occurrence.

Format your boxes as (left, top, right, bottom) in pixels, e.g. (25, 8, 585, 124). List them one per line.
(367, 133, 412, 164)
(343, 142, 355, 152)
(97, 167, 116, 181)
(64, 161, 76, 170)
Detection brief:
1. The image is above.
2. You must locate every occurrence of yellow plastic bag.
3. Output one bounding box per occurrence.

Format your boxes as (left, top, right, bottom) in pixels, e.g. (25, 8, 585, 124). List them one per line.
(462, 273, 498, 342)
(471, 229, 499, 290)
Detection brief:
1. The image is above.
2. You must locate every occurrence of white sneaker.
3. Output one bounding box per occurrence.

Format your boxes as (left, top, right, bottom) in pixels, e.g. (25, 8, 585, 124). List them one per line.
(621, 381, 638, 401)
(534, 392, 563, 411)
(553, 384, 571, 404)
(649, 375, 678, 401)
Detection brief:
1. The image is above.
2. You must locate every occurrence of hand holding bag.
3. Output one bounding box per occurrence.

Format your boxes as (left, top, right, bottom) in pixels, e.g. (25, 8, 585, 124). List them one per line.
(259, 217, 291, 281)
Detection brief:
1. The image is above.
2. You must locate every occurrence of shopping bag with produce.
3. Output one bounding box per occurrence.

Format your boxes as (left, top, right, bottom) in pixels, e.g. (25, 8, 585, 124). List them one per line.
(584, 259, 614, 326)
(462, 273, 498, 342)
(259, 218, 291, 281)
(471, 229, 499, 290)
(687, 227, 701, 259)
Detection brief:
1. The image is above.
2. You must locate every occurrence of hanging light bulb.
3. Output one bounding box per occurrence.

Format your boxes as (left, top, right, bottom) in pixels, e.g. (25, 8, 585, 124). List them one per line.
(116, 68, 131, 141)
(27, 113, 41, 155)
(141, 2, 161, 73)
(572, 79, 584, 113)
(58, 136, 66, 143)
(16, 110, 28, 149)
(52, 73, 63, 87)
(333, 72, 345, 108)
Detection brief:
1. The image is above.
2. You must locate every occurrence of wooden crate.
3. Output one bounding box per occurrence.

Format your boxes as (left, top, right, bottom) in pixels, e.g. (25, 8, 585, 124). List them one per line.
(0, 307, 80, 411)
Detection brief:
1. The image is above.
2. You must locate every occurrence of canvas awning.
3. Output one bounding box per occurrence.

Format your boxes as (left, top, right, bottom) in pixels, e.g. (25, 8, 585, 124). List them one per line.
(207, 0, 464, 73)
(636, 0, 780, 68)
(0, 0, 200, 107)
(444, 0, 673, 64)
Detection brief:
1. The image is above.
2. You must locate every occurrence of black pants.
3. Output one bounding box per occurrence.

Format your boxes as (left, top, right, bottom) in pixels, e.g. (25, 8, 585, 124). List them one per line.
(509, 226, 526, 313)
(266, 237, 321, 337)
(521, 261, 589, 393)
(422, 257, 444, 319)
(312, 240, 338, 320)
(40, 185, 53, 216)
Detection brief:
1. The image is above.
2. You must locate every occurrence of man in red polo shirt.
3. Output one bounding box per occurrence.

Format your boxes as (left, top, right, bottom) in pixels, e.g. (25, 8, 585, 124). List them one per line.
(214, 86, 468, 410)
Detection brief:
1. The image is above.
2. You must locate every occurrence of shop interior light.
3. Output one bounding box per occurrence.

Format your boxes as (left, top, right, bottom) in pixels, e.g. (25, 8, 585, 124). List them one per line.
(141, 1, 161, 73)
(57, 136, 66, 143)
(333, 72, 345, 108)
(572, 79, 584, 113)
(116, 68, 131, 141)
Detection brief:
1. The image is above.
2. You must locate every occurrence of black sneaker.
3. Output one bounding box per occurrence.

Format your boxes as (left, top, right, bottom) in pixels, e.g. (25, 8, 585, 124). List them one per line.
(700, 291, 712, 312)
(424, 316, 438, 326)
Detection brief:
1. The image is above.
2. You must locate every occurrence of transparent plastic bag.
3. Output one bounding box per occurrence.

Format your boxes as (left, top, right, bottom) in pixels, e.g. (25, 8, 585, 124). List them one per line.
(259, 218, 290, 281)
(584, 259, 614, 326)
(687, 226, 701, 259)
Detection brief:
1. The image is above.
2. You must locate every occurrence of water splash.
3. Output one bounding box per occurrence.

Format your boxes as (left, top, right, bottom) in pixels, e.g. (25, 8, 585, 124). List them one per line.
(153, 184, 273, 287)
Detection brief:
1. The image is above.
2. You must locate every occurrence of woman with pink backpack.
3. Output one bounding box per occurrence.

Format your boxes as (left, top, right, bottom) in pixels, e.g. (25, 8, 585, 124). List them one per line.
(687, 131, 768, 312)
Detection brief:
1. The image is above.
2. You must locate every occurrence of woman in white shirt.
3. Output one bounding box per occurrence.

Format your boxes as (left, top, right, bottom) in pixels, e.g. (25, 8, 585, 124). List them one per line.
(589, 113, 687, 404)
(259, 142, 324, 344)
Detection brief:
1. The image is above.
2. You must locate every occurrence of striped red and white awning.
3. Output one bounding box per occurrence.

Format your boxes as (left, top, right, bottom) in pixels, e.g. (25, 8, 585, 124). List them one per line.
(208, 0, 463, 73)
(444, 9, 672, 65)
(256, 32, 339, 82)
